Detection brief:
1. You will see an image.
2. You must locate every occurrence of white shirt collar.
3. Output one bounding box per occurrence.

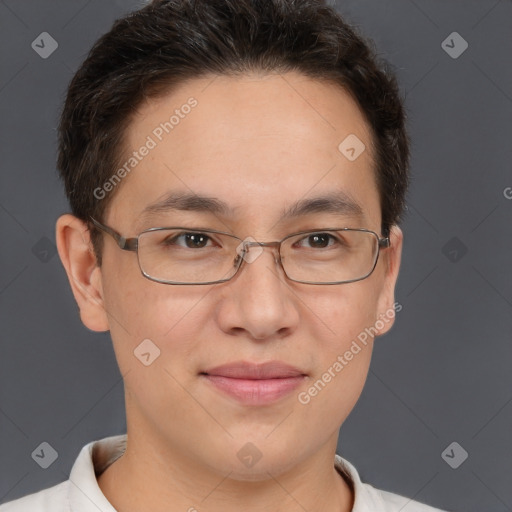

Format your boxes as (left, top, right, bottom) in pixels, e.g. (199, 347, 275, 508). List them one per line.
(67, 435, 126, 512)
(62, 434, 438, 512)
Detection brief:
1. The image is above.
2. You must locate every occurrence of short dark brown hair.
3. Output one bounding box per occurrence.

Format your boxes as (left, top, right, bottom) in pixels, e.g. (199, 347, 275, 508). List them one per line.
(57, 0, 410, 262)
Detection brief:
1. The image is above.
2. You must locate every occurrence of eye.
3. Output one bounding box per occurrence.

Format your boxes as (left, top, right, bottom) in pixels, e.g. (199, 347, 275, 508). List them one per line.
(162, 231, 215, 249)
(293, 232, 342, 249)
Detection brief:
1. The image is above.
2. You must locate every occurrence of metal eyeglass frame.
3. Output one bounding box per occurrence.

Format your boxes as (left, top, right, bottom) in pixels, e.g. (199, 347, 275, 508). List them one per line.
(89, 217, 390, 286)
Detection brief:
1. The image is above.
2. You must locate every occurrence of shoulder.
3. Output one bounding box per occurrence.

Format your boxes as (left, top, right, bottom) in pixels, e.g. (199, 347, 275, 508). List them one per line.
(0, 480, 69, 512)
(370, 485, 451, 511)
(334, 454, 451, 512)
(0, 434, 125, 512)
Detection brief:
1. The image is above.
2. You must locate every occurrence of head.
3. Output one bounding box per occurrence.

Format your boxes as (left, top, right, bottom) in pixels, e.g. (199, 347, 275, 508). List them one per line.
(56, 0, 409, 480)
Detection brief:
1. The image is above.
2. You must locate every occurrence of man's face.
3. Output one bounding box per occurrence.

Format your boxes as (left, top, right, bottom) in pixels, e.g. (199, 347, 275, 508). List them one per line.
(68, 72, 401, 478)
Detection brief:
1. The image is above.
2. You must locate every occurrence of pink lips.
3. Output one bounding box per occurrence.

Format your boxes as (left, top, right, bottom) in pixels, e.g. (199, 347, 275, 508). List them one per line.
(200, 361, 307, 405)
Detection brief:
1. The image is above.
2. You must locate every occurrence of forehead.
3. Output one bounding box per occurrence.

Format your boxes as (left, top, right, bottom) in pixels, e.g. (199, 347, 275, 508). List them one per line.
(110, 72, 380, 233)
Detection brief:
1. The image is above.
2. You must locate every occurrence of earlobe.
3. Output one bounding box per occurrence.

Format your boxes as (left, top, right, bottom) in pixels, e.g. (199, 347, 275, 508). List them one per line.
(375, 224, 403, 336)
(55, 214, 110, 332)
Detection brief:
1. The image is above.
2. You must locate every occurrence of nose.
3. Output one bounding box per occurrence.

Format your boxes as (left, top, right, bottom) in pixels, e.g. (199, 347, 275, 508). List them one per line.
(215, 241, 300, 341)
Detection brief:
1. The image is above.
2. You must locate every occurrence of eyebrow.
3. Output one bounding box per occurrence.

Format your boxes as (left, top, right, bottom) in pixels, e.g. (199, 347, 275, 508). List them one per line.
(139, 190, 364, 223)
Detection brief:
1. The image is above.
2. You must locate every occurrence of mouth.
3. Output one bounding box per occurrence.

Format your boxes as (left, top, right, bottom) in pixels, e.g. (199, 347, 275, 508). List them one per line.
(199, 361, 308, 405)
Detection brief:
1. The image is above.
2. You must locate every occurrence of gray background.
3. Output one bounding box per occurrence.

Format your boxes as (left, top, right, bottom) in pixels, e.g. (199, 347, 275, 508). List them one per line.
(0, 1, 511, 511)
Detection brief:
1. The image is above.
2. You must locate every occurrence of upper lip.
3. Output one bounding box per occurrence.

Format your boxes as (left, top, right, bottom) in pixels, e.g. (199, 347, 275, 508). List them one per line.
(201, 361, 307, 379)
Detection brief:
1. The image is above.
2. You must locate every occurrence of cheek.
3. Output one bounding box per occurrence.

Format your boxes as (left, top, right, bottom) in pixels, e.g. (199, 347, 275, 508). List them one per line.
(307, 281, 381, 344)
(298, 283, 380, 400)
(101, 261, 214, 375)
(101, 279, 213, 427)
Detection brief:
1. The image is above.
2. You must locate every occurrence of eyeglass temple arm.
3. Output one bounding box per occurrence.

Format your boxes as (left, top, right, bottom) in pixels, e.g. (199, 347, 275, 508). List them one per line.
(89, 218, 138, 251)
(379, 237, 390, 248)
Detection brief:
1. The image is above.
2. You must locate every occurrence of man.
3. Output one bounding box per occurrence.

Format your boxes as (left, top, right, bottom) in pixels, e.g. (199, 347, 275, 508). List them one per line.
(0, 0, 450, 510)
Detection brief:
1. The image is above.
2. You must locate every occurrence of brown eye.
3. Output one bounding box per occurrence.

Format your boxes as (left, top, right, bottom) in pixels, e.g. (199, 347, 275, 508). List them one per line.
(162, 232, 213, 249)
(294, 232, 340, 249)
(307, 233, 332, 248)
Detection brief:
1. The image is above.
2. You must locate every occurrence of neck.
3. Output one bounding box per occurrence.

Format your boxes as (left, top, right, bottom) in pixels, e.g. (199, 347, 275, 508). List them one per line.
(97, 428, 354, 512)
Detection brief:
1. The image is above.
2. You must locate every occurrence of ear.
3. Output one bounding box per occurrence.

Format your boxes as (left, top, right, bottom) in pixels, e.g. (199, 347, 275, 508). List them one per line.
(374, 224, 403, 336)
(55, 214, 109, 332)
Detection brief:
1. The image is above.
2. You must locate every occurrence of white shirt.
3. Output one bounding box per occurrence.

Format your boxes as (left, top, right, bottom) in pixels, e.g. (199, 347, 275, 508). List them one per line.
(0, 434, 449, 511)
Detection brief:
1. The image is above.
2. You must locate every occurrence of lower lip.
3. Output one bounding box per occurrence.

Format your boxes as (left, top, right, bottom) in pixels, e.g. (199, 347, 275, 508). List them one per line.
(201, 374, 306, 405)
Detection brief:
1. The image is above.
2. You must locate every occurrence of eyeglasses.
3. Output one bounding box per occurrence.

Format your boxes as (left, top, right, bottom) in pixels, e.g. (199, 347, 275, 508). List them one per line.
(90, 217, 390, 285)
